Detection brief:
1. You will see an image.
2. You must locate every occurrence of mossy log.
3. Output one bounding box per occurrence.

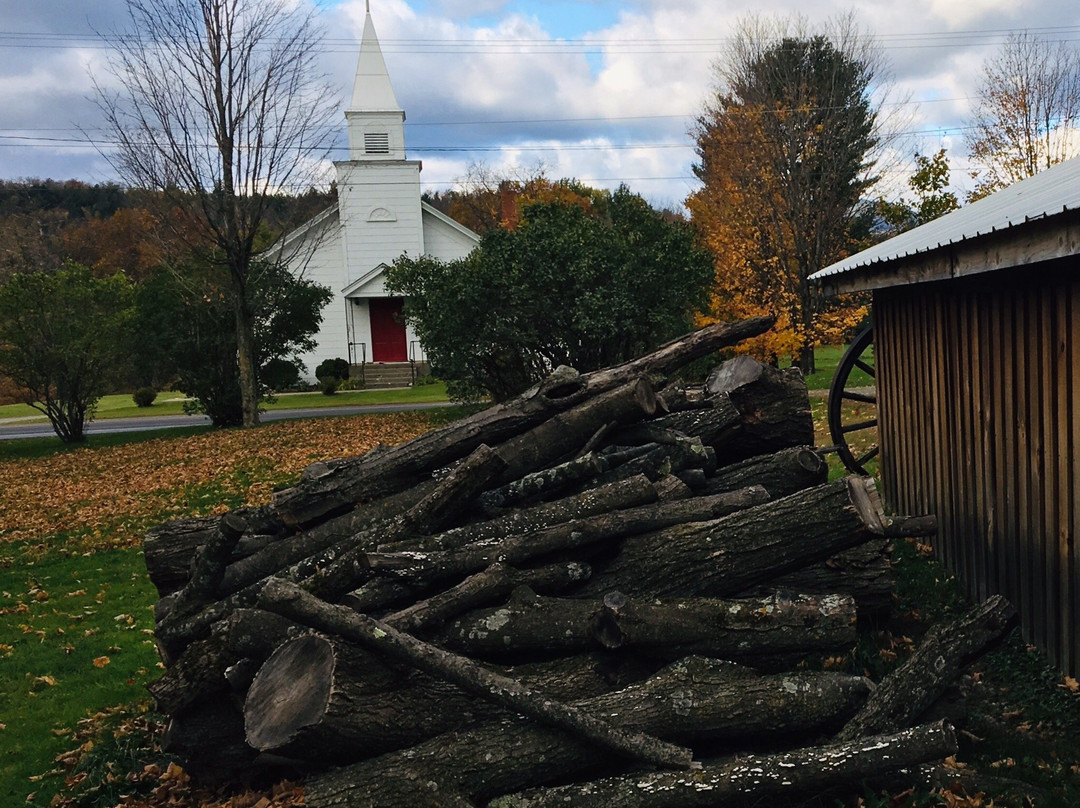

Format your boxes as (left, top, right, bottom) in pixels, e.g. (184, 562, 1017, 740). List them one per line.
(435, 590, 857, 663)
(835, 594, 1017, 741)
(243, 637, 658, 763)
(300, 656, 872, 808)
(701, 446, 827, 499)
(575, 477, 886, 600)
(488, 720, 958, 808)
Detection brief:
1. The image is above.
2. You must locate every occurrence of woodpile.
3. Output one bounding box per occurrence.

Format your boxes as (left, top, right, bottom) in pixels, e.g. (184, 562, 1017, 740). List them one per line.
(143, 317, 1017, 807)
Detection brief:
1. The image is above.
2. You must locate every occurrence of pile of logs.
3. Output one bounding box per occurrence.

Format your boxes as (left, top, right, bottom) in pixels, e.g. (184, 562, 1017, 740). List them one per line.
(143, 317, 1016, 808)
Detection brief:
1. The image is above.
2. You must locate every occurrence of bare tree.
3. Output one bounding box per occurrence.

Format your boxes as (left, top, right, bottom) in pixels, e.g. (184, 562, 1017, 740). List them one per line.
(95, 0, 338, 427)
(966, 32, 1080, 199)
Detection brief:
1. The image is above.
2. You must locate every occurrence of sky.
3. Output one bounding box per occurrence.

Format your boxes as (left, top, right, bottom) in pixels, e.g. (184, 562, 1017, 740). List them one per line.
(2, 0, 1080, 210)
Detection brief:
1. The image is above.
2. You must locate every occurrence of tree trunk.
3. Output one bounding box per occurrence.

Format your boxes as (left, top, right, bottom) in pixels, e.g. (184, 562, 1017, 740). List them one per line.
(271, 317, 773, 527)
(380, 473, 658, 554)
(488, 721, 957, 808)
(300, 656, 873, 808)
(435, 591, 857, 663)
(758, 539, 894, 618)
(143, 506, 287, 597)
(244, 638, 658, 763)
(257, 579, 694, 771)
(706, 356, 814, 464)
(234, 288, 260, 429)
(346, 487, 771, 598)
(494, 378, 658, 483)
(701, 446, 827, 499)
(220, 479, 440, 594)
(835, 594, 1017, 742)
(576, 477, 885, 599)
(385, 561, 592, 634)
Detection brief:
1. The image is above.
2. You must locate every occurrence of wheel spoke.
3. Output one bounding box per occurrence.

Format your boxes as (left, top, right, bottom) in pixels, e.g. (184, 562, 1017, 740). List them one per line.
(842, 418, 877, 433)
(856, 446, 880, 466)
(841, 390, 876, 404)
(853, 358, 875, 379)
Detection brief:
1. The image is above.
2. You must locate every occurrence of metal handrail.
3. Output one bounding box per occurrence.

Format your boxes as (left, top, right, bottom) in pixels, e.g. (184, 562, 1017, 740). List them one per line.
(349, 342, 367, 387)
(409, 341, 426, 385)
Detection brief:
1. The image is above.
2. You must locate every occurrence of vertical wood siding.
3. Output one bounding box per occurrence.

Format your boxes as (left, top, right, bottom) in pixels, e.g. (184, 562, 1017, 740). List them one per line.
(875, 272, 1079, 675)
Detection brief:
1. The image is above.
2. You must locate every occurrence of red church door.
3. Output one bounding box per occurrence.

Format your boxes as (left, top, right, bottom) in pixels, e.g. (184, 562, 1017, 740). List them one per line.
(370, 297, 408, 362)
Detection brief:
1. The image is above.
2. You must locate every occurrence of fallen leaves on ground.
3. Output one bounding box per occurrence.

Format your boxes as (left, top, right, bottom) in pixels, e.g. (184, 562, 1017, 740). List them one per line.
(0, 414, 430, 553)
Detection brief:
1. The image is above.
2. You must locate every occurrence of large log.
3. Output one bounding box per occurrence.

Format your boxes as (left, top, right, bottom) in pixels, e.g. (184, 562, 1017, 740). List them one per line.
(157, 444, 506, 655)
(219, 478, 441, 595)
(143, 506, 287, 597)
(300, 656, 872, 808)
(325, 487, 770, 601)
(385, 561, 592, 633)
(576, 477, 886, 599)
(706, 356, 814, 464)
(379, 473, 658, 554)
(489, 720, 958, 808)
(700, 446, 827, 499)
(244, 638, 658, 763)
(493, 378, 658, 483)
(257, 579, 694, 771)
(749, 538, 895, 618)
(435, 591, 857, 663)
(271, 318, 773, 528)
(835, 594, 1017, 742)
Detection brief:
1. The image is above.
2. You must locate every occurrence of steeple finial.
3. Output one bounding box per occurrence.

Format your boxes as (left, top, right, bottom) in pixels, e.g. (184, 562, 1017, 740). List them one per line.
(366, 0, 370, 13)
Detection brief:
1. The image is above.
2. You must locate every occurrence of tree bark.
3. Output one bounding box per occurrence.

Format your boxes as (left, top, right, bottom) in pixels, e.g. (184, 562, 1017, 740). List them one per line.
(576, 477, 885, 599)
(270, 318, 773, 527)
(488, 720, 958, 808)
(384, 561, 592, 634)
(494, 378, 658, 483)
(706, 356, 814, 464)
(257, 578, 694, 770)
(347, 487, 771, 598)
(379, 473, 658, 554)
(300, 656, 872, 808)
(143, 506, 286, 597)
(219, 478, 440, 594)
(478, 452, 607, 510)
(244, 638, 657, 763)
(436, 591, 857, 663)
(835, 594, 1017, 742)
(701, 446, 827, 499)
(762, 539, 895, 618)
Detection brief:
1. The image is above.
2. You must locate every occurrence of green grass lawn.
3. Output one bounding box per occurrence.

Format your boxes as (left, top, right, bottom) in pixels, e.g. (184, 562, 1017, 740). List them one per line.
(0, 381, 451, 423)
(0, 547, 159, 805)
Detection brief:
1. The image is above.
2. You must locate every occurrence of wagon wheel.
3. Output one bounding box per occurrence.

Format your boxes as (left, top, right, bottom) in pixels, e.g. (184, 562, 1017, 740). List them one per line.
(827, 324, 878, 476)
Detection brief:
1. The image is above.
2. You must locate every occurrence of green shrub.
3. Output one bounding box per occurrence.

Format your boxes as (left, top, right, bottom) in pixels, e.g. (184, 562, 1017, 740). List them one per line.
(337, 377, 365, 391)
(315, 357, 349, 383)
(131, 387, 157, 407)
(261, 357, 301, 391)
(319, 376, 340, 395)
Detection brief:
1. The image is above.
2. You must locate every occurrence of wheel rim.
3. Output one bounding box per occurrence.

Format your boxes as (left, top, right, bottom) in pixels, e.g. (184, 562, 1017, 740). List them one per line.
(827, 324, 878, 476)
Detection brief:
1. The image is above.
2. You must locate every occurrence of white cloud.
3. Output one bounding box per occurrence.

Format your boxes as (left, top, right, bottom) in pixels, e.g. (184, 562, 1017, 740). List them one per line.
(3, 0, 1080, 205)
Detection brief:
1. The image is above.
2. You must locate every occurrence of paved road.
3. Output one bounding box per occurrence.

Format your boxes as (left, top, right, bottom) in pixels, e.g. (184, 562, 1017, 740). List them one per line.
(0, 401, 458, 441)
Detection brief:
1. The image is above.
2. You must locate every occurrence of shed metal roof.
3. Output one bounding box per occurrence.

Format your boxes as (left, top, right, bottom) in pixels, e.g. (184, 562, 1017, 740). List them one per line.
(810, 156, 1080, 290)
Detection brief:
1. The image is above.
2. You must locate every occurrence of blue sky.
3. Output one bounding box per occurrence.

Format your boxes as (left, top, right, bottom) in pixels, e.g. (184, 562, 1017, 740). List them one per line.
(2, 0, 1080, 209)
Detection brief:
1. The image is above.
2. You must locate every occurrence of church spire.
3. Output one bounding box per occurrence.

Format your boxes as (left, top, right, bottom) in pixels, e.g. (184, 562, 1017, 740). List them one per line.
(348, 10, 400, 113)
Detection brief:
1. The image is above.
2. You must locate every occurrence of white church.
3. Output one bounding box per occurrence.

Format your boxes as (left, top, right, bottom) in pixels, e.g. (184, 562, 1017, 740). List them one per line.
(280, 9, 480, 385)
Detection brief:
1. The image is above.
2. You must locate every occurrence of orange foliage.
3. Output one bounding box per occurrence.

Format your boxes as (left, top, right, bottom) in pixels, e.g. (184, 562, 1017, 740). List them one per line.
(61, 208, 164, 282)
(689, 104, 868, 364)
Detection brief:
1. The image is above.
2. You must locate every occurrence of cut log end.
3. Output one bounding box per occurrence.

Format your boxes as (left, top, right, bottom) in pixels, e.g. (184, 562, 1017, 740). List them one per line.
(244, 634, 335, 753)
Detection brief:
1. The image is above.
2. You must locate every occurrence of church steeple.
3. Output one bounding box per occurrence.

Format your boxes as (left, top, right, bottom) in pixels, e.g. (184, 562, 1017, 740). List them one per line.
(345, 11, 406, 160)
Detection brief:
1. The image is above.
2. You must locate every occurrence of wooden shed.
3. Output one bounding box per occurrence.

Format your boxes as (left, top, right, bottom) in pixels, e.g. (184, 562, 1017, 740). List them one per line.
(812, 157, 1080, 675)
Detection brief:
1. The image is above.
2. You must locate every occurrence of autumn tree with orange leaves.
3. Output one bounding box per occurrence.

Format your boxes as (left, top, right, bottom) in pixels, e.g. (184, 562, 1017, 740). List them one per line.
(688, 16, 888, 372)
